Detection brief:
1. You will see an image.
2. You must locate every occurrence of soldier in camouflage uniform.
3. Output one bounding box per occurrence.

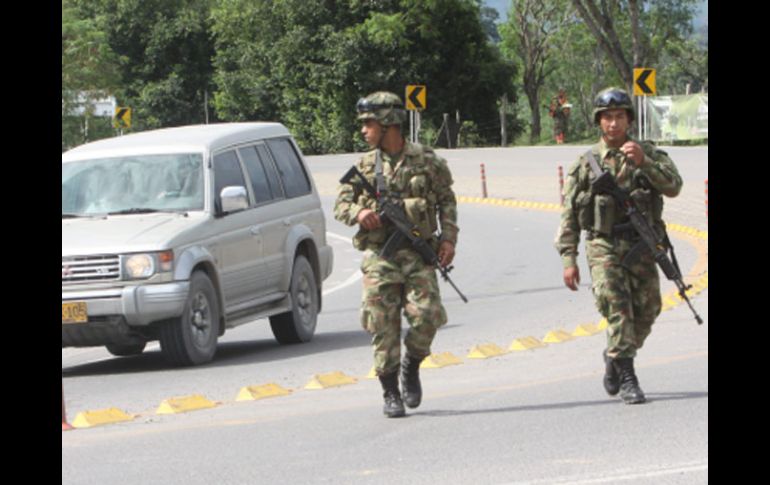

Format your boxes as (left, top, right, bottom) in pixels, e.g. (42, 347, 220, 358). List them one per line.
(555, 87, 683, 404)
(334, 92, 459, 418)
(549, 88, 570, 144)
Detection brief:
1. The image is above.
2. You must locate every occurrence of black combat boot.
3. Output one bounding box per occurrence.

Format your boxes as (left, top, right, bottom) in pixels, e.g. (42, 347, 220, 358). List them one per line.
(400, 354, 425, 409)
(614, 358, 646, 404)
(378, 371, 406, 418)
(603, 350, 620, 396)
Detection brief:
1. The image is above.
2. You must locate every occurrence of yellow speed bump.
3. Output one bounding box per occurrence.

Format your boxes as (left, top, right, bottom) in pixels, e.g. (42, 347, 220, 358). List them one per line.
(420, 352, 463, 368)
(156, 394, 217, 414)
(543, 329, 574, 343)
(572, 323, 601, 337)
(661, 294, 677, 311)
(509, 336, 547, 351)
(236, 383, 292, 402)
(304, 371, 358, 390)
(596, 318, 608, 330)
(71, 408, 134, 428)
(467, 343, 508, 359)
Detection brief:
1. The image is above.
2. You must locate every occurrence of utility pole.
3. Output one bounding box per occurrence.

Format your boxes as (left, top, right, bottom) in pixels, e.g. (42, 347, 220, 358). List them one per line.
(443, 113, 452, 149)
(500, 94, 508, 147)
(204, 90, 209, 124)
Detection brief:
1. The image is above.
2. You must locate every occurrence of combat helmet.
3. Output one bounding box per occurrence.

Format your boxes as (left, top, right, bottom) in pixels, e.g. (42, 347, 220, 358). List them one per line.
(356, 91, 407, 126)
(592, 87, 635, 124)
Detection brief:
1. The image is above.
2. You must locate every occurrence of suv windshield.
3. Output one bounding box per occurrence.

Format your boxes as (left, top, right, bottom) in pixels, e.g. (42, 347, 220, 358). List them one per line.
(62, 153, 204, 216)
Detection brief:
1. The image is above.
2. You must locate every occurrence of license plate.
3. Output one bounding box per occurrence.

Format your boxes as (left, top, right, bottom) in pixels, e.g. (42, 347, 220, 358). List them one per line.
(62, 302, 88, 324)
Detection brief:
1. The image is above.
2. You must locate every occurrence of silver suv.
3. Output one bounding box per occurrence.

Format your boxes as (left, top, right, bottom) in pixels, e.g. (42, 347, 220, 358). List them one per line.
(62, 123, 333, 366)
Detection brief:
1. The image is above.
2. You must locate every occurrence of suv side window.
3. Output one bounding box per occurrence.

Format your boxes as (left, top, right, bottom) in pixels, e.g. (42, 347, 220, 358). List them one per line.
(213, 150, 247, 212)
(238, 146, 274, 205)
(266, 138, 311, 198)
(255, 144, 285, 200)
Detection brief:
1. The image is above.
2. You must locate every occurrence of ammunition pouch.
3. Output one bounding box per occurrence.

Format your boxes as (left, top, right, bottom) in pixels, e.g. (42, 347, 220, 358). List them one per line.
(575, 191, 594, 230)
(403, 197, 437, 240)
(592, 194, 618, 236)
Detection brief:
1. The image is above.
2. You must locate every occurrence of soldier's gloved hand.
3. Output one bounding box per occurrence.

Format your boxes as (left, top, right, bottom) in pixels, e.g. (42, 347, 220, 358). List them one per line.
(620, 141, 646, 167)
(357, 208, 382, 230)
(563, 266, 580, 291)
(438, 241, 455, 267)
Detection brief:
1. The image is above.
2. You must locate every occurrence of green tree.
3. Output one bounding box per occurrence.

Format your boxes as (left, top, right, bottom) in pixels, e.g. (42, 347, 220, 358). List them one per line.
(99, 0, 216, 130)
(62, 0, 123, 150)
(211, 0, 517, 154)
(571, 0, 698, 93)
(499, 0, 572, 143)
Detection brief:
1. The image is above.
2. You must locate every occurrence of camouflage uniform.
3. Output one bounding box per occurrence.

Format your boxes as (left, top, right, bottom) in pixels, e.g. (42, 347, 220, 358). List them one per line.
(555, 137, 683, 359)
(334, 142, 458, 376)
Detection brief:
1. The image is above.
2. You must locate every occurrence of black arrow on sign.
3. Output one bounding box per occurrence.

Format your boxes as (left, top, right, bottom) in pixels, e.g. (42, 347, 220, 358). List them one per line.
(408, 86, 424, 110)
(635, 69, 654, 94)
(115, 108, 128, 120)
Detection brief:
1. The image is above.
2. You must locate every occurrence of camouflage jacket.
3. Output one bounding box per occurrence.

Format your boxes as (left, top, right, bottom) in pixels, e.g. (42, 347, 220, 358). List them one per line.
(554, 137, 683, 269)
(334, 141, 458, 252)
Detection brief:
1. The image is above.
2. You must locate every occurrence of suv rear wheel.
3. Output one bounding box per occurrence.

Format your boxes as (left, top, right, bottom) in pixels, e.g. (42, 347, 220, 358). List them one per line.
(159, 271, 220, 366)
(270, 255, 318, 344)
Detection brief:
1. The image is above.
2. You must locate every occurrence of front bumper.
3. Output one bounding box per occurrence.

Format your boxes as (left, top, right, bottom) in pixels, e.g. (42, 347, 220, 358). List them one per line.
(62, 282, 190, 347)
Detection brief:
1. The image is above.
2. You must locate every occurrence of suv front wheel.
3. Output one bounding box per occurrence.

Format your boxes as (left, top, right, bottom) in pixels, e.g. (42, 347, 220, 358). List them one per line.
(159, 271, 220, 366)
(270, 255, 318, 344)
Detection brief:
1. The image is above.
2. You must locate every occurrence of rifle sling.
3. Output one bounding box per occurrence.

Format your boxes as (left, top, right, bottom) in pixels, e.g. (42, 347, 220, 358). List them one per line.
(584, 149, 604, 179)
(374, 149, 387, 197)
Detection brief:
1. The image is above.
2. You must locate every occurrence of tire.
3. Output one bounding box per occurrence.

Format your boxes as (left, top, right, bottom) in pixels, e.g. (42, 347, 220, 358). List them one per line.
(269, 255, 318, 344)
(159, 271, 220, 366)
(105, 342, 146, 357)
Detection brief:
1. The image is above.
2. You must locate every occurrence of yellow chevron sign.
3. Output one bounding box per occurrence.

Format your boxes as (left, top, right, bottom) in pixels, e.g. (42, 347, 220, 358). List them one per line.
(405, 85, 426, 110)
(113, 107, 131, 129)
(633, 68, 656, 96)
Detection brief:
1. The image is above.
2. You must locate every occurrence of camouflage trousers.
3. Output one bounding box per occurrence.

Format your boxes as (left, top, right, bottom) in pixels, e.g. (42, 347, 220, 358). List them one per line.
(586, 237, 661, 359)
(360, 248, 447, 376)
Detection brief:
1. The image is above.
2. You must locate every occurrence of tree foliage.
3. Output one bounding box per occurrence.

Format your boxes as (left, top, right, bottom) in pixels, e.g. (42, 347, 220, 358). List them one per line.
(500, 0, 705, 143)
(211, 0, 517, 154)
(571, 0, 699, 93)
(61, 0, 705, 151)
(62, 0, 124, 150)
(499, 0, 572, 143)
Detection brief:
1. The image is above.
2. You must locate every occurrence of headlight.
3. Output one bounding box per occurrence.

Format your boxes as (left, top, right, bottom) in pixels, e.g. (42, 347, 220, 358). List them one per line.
(122, 251, 173, 279)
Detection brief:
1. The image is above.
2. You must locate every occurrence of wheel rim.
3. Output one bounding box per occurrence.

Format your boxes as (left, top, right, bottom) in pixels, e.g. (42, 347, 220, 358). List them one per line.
(189, 291, 212, 348)
(296, 273, 315, 328)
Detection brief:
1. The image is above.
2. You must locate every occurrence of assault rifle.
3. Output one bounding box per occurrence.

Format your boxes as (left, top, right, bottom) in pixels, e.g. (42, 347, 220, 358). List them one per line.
(589, 159, 703, 325)
(340, 165, 468, 303)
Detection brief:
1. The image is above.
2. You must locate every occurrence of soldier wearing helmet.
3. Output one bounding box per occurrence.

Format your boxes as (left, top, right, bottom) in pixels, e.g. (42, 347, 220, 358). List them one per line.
(549, 88, 571, 144)
(555, 87, 683, 405)
(334, 91, 459, 418)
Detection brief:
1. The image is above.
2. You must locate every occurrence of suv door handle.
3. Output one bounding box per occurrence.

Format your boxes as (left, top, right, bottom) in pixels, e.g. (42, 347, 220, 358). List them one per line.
(283, 219, 292, 226)
(250, 226, 261, 236)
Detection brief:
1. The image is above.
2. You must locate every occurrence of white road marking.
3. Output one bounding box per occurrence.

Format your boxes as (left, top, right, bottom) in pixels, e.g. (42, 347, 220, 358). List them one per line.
(502, 462, 708, 484)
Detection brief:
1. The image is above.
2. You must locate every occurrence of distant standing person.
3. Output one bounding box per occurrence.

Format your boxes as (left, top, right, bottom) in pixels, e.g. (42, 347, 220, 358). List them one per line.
(334, 91, 459, 418)
(554, 87, 683, 404)
(549, 88, 571, 144)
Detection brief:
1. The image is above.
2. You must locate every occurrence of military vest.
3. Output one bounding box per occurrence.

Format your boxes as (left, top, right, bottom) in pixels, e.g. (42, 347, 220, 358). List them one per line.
(352, 143, 440, 251)
(574, 141, 665, 238)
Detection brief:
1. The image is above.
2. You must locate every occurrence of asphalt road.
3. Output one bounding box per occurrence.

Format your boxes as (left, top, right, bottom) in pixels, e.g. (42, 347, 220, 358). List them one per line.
(62, 145, 708, 485)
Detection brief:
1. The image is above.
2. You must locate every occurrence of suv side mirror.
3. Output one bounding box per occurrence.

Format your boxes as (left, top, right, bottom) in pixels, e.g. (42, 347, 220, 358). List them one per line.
(220, 186, 249, 215)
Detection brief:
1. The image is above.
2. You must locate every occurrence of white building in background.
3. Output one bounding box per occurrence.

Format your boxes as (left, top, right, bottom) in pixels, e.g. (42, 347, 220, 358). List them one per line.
(64, 92, 116, 117)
